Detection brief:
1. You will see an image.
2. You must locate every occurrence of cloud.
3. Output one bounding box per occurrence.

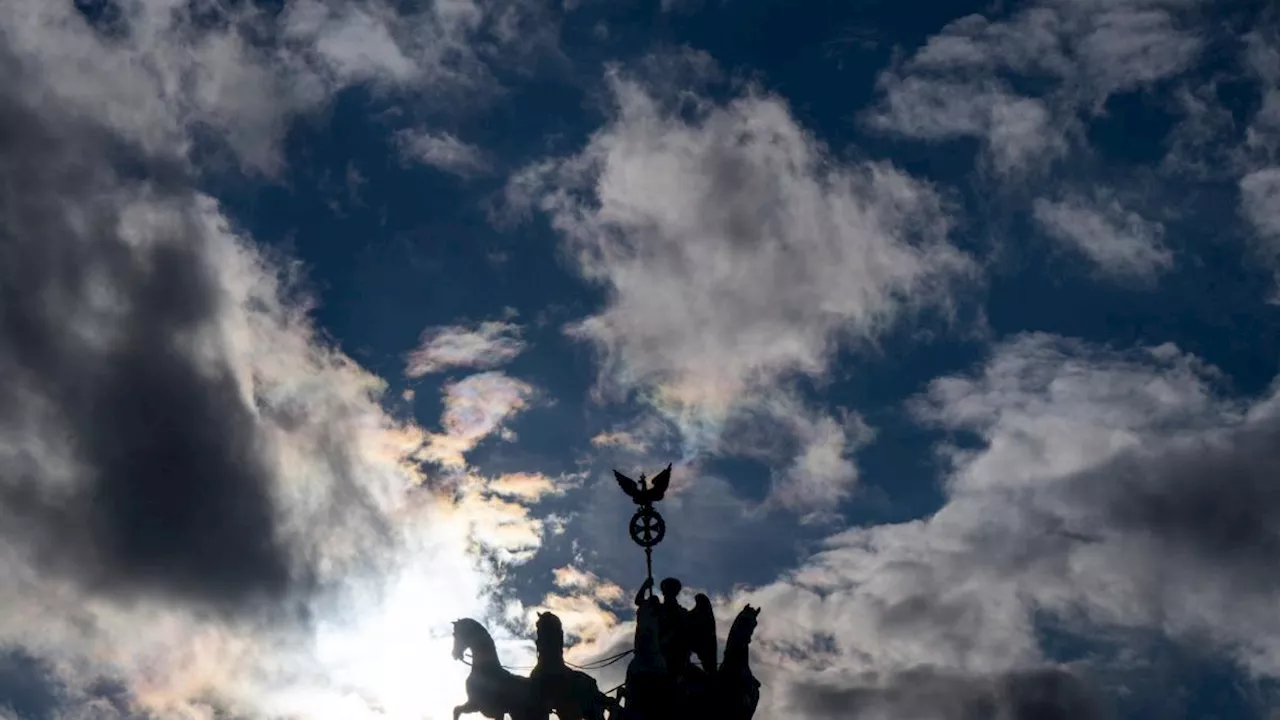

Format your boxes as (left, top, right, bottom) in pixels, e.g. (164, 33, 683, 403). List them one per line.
(1245, 25, 1280, 156)
(0, 0, 562, 175)
(589, 430, 650, 454)
(867, 75, 1066, 176)
(405, 319, 526, 377)
(1241, 168, 1280, 259)
(0, 4, 563, 717)
(488, 471, 562, 501)
(696, 333, 1280, 718)
(396, 129, 491, 177)
(1032, 192, 1172, 280)
(419, 371, 537, 469)
(528, 566, 626, 650)
(866, 0, 1206, 174)
(508, 57, 972, 508)
(789, 666, 1106, 720)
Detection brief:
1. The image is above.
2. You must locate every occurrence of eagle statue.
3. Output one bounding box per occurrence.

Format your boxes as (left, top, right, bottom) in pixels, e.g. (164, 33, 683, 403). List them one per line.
(614, 464, 673, 505)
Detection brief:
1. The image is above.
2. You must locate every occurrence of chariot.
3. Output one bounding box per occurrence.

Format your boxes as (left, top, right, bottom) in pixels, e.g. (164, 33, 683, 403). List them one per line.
(450, 464, 762, 720)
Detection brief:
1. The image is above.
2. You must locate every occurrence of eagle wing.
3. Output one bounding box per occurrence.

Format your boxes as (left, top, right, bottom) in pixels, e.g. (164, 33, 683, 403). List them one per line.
(648, 464, 673, 499)
(691, 593, 718, 673)
(614, 470, 640, 499)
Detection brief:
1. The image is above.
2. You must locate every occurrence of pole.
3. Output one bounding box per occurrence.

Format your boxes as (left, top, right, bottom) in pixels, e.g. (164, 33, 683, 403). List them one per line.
(645, 546, 653, 585)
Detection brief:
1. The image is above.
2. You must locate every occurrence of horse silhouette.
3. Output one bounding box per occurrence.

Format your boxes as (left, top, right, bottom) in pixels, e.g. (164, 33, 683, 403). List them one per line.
(451, 618, 540, 720)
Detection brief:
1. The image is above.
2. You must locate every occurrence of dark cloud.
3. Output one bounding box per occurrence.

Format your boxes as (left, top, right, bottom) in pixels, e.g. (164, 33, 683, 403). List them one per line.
(0, 647, 143, 720)
(1084, 421, 1280, 578)
(0, 54, 300, 612)
(0, 648, 65, 720)
(789, 667, 1108, 720)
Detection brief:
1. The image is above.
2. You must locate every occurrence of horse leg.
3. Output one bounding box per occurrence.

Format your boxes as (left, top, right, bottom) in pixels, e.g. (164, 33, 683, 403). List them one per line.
(453, 700, 477, 720)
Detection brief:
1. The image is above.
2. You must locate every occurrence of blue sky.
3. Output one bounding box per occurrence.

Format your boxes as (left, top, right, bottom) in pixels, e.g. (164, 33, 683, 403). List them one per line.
(2, 0, 1280, 718)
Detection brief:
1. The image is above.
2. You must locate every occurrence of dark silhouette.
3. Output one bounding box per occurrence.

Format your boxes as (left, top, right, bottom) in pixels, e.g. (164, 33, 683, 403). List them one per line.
(614, 464, 673, 505)
(655, 578, 692, 676)
(717, 605, 762, 720)
(689, 593, 718, 677)
(452, 459, 763, 719)
(451, 618, 537, 720)
(529, 612, 615, 720)
(625, 581, 675, 718)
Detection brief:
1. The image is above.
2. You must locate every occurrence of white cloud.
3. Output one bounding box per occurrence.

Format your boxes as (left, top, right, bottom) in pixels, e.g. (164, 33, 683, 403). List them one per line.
(508, 60, 972, 508)
(867, 75, 1068, 175)
(865, 0, 1206, 174)
(488, 471, 562, 501)
(1241, 167, 1280, 245)
(1032, 193, 1172, 280)
(419, 371, 537, 468)
(1240, 167, 1280, 296)
(396, 129, 491, 177)
(405, 319, 526, 377)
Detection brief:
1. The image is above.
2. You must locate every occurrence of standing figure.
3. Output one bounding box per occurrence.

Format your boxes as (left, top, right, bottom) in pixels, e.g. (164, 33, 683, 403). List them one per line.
(624, 580, 673, 718)
(656, 577, 692, 678)
(529, 612, 614, 720)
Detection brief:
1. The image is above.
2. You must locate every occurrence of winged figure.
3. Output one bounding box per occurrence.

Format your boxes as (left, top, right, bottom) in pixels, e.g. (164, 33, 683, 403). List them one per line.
(614, 464, 673, 505)
(690, 593, 718, 676)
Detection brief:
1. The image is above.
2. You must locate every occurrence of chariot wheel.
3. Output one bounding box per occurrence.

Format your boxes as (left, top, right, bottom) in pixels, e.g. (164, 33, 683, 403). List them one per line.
(628, 507, 666, 548)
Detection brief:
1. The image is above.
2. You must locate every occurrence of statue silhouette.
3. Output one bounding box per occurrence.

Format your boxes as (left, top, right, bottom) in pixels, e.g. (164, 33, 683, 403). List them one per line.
(689, 593, 718, 676)
(716, 605, 762, 720)
(656, 577, 692, 677)
(614, 464, 672, 505)
(451, 618, 539, 720)
(625, 581, 674, 718)
(529, 612, 615, 720)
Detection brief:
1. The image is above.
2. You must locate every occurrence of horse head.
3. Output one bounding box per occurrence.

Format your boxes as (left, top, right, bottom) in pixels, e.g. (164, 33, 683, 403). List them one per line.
(452, 618, 487, 661)
(726, 605, 761, 655)
(535, 611, 565, 661)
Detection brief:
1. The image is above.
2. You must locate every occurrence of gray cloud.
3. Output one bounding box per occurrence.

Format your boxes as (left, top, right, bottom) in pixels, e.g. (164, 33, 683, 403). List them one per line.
(396, 129, 492, 177)
(0, 64, 300, 611)
(865, 0, 1206, 175)
(0, 3, 542, 716)
(1, 0, 565, 175)
(1031, 191, 1172, 281)
(717, 334, 1280, 718)
(0, 648, 144, 720)
(789, 667, 1107, 720)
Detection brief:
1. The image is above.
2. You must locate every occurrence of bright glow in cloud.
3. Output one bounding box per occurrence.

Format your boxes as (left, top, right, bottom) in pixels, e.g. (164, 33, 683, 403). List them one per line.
(406, 320, 527, 377)
(420, 371, 536, 468)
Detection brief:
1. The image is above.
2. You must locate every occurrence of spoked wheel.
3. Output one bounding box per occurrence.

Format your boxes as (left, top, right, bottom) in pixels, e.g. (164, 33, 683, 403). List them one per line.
(628, 507, 666, 548)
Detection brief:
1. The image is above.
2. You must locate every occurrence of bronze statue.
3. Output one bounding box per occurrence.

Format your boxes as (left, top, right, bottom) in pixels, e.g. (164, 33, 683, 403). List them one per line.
(689, 593, 718, 677)
(624, 581, 674, 719)
(529, 612, 615, 720)
(451, 618, 539, 720)
(716, 605, 762, 720)
(614, 464, 672, 505)
(451, 461, 764, 720)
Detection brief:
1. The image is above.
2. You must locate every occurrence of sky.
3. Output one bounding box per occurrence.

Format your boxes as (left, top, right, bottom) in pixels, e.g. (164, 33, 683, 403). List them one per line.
(2, 0, 1280, 718)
